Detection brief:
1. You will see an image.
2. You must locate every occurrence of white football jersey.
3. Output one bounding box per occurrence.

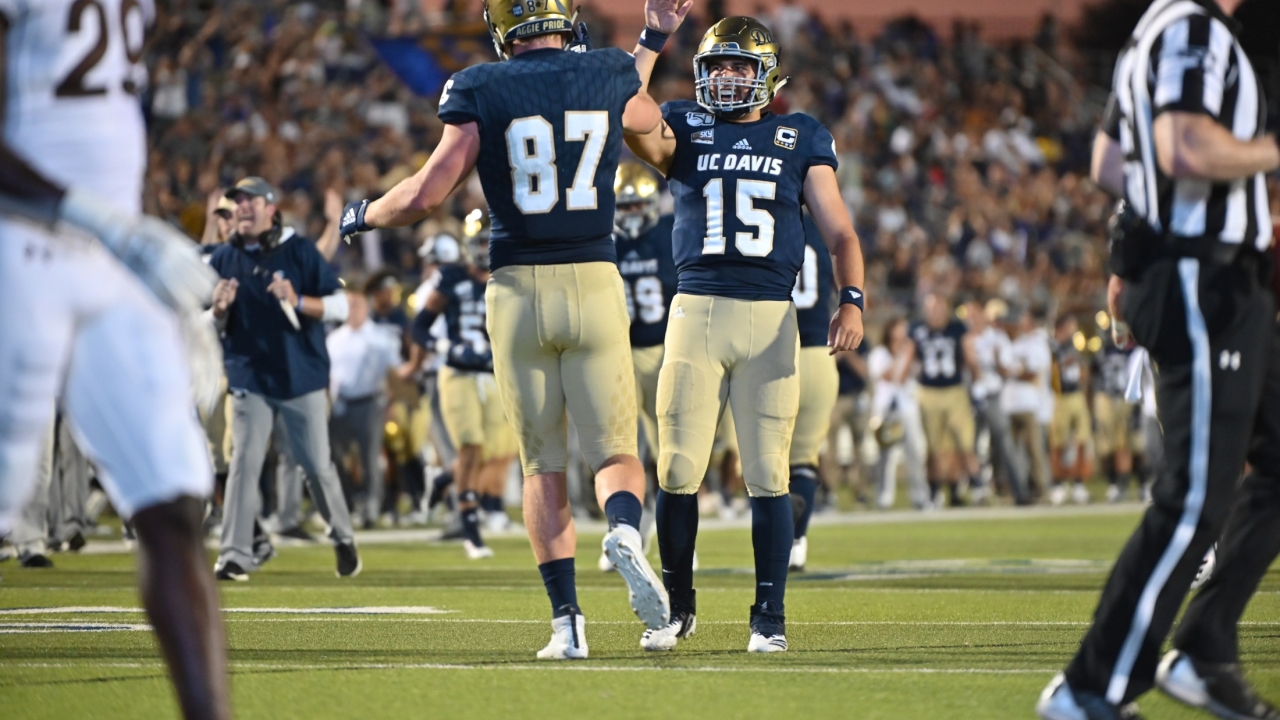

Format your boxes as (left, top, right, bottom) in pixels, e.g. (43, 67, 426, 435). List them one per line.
(1, 0, 152, 213)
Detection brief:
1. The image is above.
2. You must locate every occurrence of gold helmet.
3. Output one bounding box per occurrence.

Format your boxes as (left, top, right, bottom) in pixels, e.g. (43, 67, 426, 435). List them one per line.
(462, 208, 491, 270)
(483, 0, 574, 61)
(613, 161, 661, 240)
(694, 17, 787, 116)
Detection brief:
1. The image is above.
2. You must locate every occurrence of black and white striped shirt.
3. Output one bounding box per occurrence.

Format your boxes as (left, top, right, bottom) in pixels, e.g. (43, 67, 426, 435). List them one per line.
(1104, 0, 1272, 250)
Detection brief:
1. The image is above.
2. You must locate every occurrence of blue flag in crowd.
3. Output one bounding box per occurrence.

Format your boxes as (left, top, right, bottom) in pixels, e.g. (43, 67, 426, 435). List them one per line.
(369, 37, 452, 97)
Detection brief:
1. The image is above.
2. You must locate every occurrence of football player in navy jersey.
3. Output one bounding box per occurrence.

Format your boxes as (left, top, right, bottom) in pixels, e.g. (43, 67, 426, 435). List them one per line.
(408, 228, 516, 560)
(1093, 335, 1140, 502)
(1048, 315, 1093, 506)
(626, 2, 866, 653)
(613, 161, 678, 470)
(600, 161, 678, 572)
(910, 294, 981, 509)
(787, 215, 838, 571)
(341, 0, 671, 659)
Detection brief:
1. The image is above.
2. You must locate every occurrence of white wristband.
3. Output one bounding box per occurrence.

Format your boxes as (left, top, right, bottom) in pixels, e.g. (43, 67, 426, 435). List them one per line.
(57, 187, 133, 249)
(321, 292, 349, 322)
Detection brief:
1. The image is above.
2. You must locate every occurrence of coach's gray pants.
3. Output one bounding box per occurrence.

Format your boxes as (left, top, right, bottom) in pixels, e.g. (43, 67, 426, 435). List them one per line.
(975, 399, 1030, 503)
(218, 389, 353, 570)
(273, 416, 308, 531)
(330, 394, 386, 524)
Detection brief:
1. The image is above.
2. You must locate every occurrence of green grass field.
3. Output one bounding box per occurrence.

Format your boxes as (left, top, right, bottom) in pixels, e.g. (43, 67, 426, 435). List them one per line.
(5, 503, 1280, 719)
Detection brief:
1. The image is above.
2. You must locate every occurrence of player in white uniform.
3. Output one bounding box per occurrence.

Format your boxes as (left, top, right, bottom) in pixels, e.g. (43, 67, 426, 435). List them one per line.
(0, 2, 228, 718)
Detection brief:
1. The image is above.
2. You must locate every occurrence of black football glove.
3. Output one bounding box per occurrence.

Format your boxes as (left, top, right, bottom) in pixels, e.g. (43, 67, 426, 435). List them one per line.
(339, 199, 371, 243)
(566, 21, 591, 53)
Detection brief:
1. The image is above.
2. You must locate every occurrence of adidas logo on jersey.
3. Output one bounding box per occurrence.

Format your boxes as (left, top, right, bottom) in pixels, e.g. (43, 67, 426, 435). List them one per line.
(673, 306, 685, 318)
(733, 139, 752, 150)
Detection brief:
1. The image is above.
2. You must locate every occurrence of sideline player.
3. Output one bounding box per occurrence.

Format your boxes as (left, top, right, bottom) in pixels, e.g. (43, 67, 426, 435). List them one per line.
(1093, 332, 1139, 502)
(627, 6, 866, 652)
(601, 160, 678, 571)
(1048, 315, 1092, 506)
(788, 214, 839, 571)
(341, 0, 671, 658)
(911, 293, 981, 508)
(409, 221, 513, 559)
(0, 1, 228, 717)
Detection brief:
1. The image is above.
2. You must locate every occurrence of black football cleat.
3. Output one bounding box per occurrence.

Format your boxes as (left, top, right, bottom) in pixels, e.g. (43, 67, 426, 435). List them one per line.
(335, 542, 361, 578)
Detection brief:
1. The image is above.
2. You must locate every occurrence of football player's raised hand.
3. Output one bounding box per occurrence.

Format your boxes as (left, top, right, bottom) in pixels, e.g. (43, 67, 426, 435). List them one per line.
(828, 304, 864, 355)
(645, 0, 694, 35)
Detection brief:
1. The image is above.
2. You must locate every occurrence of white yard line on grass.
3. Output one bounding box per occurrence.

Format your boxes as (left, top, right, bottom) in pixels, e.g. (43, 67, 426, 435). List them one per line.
(0, 660, 1057, 675)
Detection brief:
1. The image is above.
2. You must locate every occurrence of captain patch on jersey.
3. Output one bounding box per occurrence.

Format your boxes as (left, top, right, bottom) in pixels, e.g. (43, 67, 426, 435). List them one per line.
(661, 99, 837, 301)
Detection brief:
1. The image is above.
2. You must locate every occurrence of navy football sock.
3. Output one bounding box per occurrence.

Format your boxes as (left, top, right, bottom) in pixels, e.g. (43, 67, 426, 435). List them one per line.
(479, 493, 503, 513)
(789, 466, 819, 540)
(603, 491, 643, 532)
(427, 471, 454, 510)
(750, 495, 794, 612)
(656, 489, 699, 606)
(538, 558, 578, 617)
(459, 491, 483, 546)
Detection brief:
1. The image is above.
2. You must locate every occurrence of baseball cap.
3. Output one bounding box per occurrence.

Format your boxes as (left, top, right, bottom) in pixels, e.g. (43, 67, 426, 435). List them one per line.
(214, 195, 236, 217)
(225, 176, 279, 204)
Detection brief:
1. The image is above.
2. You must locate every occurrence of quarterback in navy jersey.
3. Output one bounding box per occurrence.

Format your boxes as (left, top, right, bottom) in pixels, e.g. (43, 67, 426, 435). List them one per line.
(342, 0, 671, 658)
(909, 294, 981, 508)
(627, 2, 866, 654)
(787, 215, 838, 572)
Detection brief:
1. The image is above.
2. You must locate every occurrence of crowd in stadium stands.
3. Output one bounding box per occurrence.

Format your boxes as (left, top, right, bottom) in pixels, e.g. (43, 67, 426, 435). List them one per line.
(145, 0, 1118, 324)
(14, 0, 1280, 568)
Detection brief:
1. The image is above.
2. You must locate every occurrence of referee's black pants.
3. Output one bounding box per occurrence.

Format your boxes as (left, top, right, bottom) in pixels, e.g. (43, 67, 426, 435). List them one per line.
(1064, 255, 1273, 705)
(1172, 316, 1280, 665)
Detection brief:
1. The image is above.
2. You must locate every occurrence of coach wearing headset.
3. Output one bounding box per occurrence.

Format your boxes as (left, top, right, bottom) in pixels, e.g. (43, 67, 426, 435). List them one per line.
(206, 177, 361, 581)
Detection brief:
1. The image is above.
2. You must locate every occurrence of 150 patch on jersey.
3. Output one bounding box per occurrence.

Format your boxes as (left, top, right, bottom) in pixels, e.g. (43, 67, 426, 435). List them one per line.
(692, 129, 715, 145)
(686, 112, 715, 127)
(774, 126, 798, 150)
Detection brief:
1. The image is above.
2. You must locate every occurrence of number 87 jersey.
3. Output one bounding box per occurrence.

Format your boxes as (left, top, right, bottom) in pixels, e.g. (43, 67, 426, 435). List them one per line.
(438, 47, 641, 271)
(662, 99, 838, 301)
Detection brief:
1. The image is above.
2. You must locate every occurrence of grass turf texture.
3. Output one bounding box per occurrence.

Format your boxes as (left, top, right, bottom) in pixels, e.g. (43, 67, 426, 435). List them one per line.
(5, 506, 1280, 719)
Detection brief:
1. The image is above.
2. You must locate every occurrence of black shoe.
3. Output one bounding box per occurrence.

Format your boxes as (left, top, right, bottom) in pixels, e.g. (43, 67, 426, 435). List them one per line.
(19, 553, 54, 568)
(253, 538, 276, 568)
(67, 531, 86, 552)
(276, 525, 317, 542)
(1157, 650, 1280, 719)
(335, 542, 361, 578)
(215, 561, 248, 581)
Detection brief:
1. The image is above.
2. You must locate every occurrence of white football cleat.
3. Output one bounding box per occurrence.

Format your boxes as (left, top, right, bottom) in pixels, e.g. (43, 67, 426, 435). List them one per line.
(1190, 545, 1216, 590)
(641, 609, 696, 652)
(485, 511, 511, 534)
(598, 551, 616, 573)
(691, 550, 700, 572)
(747, 632, 788, 653)
(1050, 484, 1069, 507)
(1035, 672, 1139, 720)
(603, 525, 670, 630)
(1071, 483, 1091, 505)
(536, 610, 588, 660)
(789, 536, 808, 571)
(464, 540, 494, 559)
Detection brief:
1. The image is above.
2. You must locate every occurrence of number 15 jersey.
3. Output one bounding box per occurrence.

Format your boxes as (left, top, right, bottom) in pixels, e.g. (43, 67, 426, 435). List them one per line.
(662, 99, 837, 301)
(438, 47, 640, 271)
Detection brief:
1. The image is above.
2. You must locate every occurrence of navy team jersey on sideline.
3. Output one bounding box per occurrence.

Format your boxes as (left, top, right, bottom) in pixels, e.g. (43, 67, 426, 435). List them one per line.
(911, 319, 966, 388)
(662, 99, 838, 301)
(614, 214, 678, 348)
(792, 214, 834, 347)
(1094, 339, 1133, 397)
(435, 265, 492, 372)
(437, 48, 641, 270)
(1054, 341, 1085, 394)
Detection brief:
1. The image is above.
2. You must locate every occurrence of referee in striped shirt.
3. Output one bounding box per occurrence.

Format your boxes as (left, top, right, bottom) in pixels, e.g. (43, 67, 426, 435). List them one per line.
(1038, 0, 1280, 718)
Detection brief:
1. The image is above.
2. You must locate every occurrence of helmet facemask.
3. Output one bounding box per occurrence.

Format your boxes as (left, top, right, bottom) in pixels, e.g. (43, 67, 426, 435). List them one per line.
(614, 200, 660, 240)
(694, 49, 778, 117)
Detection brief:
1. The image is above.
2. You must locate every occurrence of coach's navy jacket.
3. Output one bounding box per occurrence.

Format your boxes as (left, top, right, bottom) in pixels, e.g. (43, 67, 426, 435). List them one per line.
(208, 230, 341, 400)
